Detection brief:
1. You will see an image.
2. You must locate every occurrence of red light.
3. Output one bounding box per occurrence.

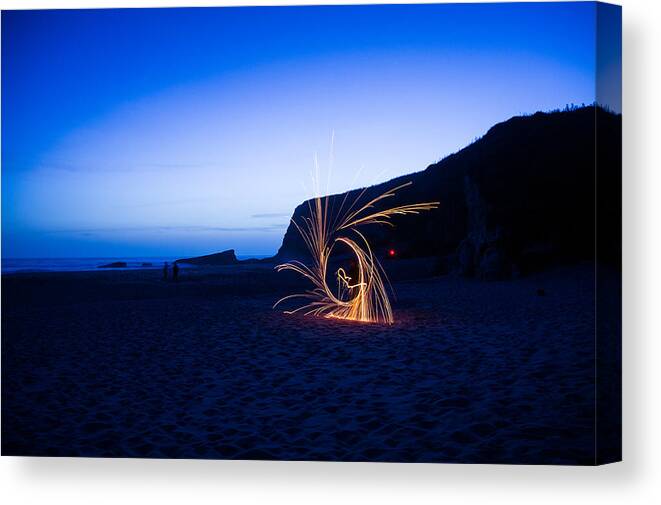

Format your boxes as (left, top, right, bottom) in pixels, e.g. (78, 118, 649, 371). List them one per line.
(389, 249, 396, 257)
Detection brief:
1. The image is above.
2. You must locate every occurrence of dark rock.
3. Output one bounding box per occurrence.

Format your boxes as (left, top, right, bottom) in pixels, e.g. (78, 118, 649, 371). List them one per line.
(457, 239, 476, 277)
(274, 106, 622, 278)
(456, 175, 513, 280)
(478, 245, 510, 281)
(176, 249, 238, 266)
(98, 261, 127, 269)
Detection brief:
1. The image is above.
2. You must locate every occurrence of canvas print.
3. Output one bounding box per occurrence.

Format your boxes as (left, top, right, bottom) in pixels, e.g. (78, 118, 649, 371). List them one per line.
(1, 2, 621, 465)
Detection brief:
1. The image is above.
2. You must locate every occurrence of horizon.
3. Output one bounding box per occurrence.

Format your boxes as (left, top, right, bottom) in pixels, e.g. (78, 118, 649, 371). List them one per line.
(2, 103, 619, 263)
(2, 3, 622, 258)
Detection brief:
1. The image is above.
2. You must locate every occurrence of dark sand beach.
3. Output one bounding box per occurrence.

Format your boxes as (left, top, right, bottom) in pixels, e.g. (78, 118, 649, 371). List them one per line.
(2, 261, 606, 464)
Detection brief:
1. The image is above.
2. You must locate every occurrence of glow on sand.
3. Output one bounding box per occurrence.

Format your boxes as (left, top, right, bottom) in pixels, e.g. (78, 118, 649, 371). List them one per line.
(274, 180, 438, 324)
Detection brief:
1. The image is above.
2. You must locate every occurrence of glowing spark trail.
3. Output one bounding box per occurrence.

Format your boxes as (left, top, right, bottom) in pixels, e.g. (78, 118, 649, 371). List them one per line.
(274, 181, 438, 324)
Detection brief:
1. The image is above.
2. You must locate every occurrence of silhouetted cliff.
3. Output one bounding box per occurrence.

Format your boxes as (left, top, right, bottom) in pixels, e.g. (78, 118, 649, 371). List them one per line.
(177, 249, 238, 266)
(275, 106, 622, 278)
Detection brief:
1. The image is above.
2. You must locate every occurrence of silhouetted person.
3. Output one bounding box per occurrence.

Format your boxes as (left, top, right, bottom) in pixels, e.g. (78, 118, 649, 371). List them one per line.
(163, 262, 169, 281)
(348, 260, 360, 287)
(172, 262, 179, 282)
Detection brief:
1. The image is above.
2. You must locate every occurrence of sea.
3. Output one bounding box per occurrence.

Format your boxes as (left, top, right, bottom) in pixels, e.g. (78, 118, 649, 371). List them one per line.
(1, 256, 270, 274)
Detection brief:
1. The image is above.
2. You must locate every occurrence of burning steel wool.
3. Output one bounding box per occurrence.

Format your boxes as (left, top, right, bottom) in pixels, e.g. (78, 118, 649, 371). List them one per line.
(274, 181, 438, 324)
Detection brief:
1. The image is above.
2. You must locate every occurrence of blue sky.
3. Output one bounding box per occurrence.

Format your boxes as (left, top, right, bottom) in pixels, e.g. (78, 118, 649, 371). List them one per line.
(2, 3, 619, 258)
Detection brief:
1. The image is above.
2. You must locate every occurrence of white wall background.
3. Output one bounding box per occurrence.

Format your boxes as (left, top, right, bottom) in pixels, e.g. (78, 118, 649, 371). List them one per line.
(1, 1, 659, 504)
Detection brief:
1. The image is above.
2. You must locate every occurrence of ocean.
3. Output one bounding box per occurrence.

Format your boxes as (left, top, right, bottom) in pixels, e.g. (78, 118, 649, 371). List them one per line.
(1, 256, 270, 274)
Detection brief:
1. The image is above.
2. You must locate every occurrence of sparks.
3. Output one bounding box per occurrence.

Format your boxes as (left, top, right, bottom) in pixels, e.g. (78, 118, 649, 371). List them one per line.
(274, 180, 438, 324)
